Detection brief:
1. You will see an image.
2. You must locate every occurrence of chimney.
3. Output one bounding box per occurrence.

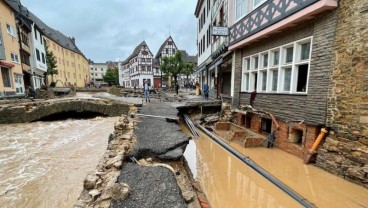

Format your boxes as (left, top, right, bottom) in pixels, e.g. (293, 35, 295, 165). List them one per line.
(70, 36, 75, 44)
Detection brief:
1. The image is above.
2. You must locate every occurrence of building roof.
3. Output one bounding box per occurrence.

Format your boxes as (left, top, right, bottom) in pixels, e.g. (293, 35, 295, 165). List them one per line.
(121, 41, 148, 64)
(180, 50, 197, 65)
(4, 0, 87, 59)
(155, 36, 177, 59)
(194, 0, 204, 17)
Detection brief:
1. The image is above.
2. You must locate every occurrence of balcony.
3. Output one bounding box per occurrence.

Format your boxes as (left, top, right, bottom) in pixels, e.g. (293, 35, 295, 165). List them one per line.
(229, 0, 337, 50)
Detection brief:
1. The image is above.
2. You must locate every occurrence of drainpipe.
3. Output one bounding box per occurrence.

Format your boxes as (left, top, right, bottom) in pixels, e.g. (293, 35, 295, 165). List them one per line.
(304, 128, 328, 164)
(196, 124, 315, 208)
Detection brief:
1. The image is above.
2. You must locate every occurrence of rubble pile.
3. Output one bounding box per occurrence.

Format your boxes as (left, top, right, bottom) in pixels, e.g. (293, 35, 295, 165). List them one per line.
(119, 88, 161, 99)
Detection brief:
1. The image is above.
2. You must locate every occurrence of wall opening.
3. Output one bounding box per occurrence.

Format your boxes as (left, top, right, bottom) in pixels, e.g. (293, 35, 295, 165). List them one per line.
(296, 64, 308, 92)
(261, 118, 272, 134)
(35, 111, 107, 122)
(245, 116, 251, 128)
(288, 128, 303, 145)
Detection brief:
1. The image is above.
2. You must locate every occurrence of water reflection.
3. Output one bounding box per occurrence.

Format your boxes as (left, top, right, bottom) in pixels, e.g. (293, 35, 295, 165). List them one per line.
(0, 117, 117, 208)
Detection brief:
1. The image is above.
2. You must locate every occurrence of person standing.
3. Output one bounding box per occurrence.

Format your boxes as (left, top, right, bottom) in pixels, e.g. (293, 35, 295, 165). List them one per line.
(267, 130, 276, 148)
(203, 83, 209, 100)
(144, 80, 150, 102)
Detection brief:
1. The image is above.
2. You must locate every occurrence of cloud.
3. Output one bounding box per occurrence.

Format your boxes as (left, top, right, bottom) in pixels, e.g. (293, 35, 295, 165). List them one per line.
(21, 0, 197, 62)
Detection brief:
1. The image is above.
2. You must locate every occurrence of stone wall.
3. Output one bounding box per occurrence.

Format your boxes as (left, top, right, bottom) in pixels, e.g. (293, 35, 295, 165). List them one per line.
(317, 0, 368, 188)
(0, 99, 130, 123)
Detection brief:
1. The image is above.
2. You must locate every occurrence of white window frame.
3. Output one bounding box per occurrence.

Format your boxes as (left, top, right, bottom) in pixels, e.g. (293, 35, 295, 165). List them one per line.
(240, 36, 313, 94)
(6, 24, 16, 37)
(10, 52, 19, 63)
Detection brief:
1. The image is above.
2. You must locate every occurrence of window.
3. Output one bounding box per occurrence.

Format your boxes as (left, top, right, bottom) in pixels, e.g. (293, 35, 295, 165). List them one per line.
(11, 52, 19, 63)
(34, 27, 38, 40)
(172, 49, 175, 54)
(283, 67, 292, 91)
(254, 0, 267, 8)
(272, 50, 279, 66)
(235, 0, 247, 20)
(285, 47, 294, 63)
(241, 37, 312, 94)
(261, 71, 267, 91)
(40, 36, 43, 44)
(243, 74, 249, 91)
(36, 49, 40, 61)
(300, 42, 311, 60)
(101, 68, 103, 71)
(6, 24, 16, 37)
(296, 64, 308, 92)
(41, 53, 45, 64)
(147, 66, 151, 71)
(262, 53, 268, 68)
(166, 48, 168, 54)
(271, 70, 278, 91)
(1, 67, 11, 88)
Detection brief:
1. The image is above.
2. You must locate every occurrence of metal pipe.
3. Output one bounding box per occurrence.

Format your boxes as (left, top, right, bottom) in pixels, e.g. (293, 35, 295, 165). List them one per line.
(183, 114, 200, 137)
(195, 124, 315, 208)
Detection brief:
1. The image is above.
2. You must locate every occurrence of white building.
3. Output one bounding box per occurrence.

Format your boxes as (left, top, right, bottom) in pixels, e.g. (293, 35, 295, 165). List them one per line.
(120, 41, 154, 88)
(89, 63, 108, 86)
(29, 23, 47, 89)
(154, 36, 178, 88)
(195, 0, 213, 90)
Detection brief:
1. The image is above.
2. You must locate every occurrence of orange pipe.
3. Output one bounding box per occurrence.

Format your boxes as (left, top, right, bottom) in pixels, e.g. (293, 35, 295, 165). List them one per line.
(269, 113, 279, 130)
(304, 128, 328, 164)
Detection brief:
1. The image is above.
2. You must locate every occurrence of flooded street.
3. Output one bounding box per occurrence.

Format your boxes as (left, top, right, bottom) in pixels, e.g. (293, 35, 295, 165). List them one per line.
(0, 117, 117, 208)
(181, 123, 368, 208)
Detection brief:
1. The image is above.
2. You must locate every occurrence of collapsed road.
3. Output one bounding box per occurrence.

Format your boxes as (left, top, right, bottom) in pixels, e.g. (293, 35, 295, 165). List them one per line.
(111, 102, 194, 208)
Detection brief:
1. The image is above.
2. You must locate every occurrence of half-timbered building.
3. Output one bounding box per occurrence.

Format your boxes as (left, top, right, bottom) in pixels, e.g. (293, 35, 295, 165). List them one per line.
(121, 41, 154, 88)
(153, 36, 178, 88)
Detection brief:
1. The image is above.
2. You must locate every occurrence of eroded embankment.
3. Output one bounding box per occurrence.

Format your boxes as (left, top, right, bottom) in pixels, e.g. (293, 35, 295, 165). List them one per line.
(75, 103, 201, 208)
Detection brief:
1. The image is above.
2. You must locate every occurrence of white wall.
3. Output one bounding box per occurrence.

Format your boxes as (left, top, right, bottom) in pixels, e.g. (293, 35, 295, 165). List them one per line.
(197, 0, 212, 66)
(29, 24, 47, 76)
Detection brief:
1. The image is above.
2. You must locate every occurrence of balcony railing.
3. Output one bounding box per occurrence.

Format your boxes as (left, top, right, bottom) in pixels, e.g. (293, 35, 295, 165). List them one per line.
(229, 0, 319, 46)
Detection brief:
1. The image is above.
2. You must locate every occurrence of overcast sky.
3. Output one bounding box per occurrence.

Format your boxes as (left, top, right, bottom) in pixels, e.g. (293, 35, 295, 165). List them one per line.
(21, 0, 198, 63)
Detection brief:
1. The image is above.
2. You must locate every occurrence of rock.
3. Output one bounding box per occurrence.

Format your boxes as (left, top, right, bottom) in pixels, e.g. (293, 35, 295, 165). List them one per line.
(204, 115, 219, 123)
(79, 190, 93, 203)
(113, 161, 122, 169)
(325, 137, 340, 147)
(73, 200, 86, 208)
(346, 167, 365, 180)
(84, 174, 98, 190)
(89, 189, 101, 198)
(110, 182, 130, 201)
(158, 145, 186, 160)
(182, 191, 195, 202)
(359, 138, 368, 145)
(110, 163, 186, 208)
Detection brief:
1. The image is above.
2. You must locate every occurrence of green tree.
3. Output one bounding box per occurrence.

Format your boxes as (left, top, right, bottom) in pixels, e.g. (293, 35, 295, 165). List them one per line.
(45, 45, 58, 86)
(160, 51, 193, 89)
(103, 67, 119, 86)
(181, 62, 195, 87)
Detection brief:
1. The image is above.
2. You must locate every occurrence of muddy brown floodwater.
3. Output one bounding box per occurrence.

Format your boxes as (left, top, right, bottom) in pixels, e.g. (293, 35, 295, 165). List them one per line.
(181, 123, 368, 208)
(0, 117, 117, 208)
